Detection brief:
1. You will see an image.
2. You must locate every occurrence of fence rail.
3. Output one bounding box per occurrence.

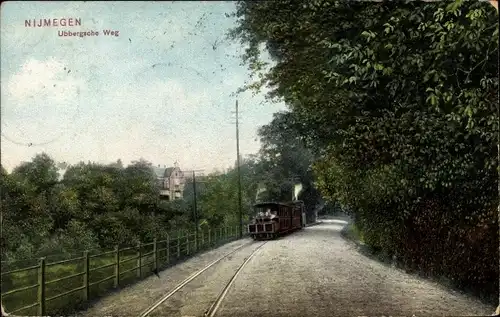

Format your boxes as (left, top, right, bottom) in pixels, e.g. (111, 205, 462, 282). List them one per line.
(1, 225, 249, 316)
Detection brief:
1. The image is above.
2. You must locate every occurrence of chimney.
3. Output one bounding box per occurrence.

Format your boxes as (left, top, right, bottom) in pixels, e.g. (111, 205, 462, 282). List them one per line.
(158, 164, 160, 168)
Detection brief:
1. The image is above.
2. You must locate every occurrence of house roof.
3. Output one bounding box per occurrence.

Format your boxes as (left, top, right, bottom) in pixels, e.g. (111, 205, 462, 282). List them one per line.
(165, 167, 174, 177)
(152, 167, 166, 178)
(151, 166, 181, 178)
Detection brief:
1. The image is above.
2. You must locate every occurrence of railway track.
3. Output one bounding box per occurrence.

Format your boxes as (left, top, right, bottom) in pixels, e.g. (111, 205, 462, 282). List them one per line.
(138, 241, 267, 317)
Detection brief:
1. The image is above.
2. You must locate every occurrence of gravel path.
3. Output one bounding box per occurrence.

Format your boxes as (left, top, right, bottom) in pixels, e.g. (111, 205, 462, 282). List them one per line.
(216, 219, 494, 317)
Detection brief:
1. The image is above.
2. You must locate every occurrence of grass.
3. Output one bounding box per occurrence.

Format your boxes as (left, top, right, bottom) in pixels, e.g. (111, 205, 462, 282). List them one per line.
(2, 227, 242, 316)
(341, 222, 364, 244)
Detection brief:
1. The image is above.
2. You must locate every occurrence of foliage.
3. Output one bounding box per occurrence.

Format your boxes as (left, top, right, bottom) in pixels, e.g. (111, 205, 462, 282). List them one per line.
(1, 155, 192, 262)
(255, 110, 323, 220)
(1, 143, 319, 264)
(230, 0, 498, 301)
(198, 158, 259, 227)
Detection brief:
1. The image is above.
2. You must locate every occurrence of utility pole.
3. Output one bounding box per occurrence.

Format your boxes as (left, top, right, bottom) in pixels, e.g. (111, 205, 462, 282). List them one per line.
(235, 100, 243, 238)
(193, 170, 198, 248)
(181, 169, 204, 250)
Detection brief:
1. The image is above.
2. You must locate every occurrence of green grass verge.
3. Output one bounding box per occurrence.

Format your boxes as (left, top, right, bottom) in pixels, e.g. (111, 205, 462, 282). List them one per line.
(341, 222, 364, 244)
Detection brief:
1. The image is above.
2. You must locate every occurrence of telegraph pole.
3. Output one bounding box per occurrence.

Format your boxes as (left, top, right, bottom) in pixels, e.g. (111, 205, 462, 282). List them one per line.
(235, 100, 243, 238)
(182, 169, 204, 250)
(192, 170, 198, 247)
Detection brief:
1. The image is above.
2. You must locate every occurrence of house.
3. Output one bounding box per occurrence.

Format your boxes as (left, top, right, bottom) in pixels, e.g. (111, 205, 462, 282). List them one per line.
(152, 162, 186, 201)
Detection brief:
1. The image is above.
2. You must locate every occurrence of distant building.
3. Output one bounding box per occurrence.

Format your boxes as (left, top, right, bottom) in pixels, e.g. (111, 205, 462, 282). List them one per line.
(152, 162, 186, 201)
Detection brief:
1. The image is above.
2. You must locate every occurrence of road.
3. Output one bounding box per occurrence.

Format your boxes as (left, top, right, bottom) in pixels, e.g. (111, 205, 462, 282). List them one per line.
(77, 219, 494, 317)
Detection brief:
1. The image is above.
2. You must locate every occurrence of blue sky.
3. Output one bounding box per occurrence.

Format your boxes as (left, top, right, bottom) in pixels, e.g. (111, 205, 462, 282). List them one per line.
(0, 1, 285, 173)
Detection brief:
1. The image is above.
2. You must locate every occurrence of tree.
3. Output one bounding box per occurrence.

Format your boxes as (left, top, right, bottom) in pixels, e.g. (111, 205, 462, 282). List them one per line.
(230, 0, 498, 297)
(2, 154, 58, 260)
(256, 111, 322, 220)
(121, 160, 159, 213)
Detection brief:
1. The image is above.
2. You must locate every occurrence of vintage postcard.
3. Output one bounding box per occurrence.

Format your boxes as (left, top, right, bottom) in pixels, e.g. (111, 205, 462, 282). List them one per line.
(1, 1, 498, 317)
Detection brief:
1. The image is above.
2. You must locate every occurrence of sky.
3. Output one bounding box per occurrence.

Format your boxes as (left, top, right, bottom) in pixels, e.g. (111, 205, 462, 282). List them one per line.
(0, 1, 285, 173)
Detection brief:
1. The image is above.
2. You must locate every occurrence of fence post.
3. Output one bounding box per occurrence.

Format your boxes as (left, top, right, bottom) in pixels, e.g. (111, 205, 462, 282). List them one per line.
(37, 257, 46, 316)
(186, 233, 190, 255)
(194, 229, 198, 253)
(201, 229, 205, 248)
(84, 251, 90, 301)
(177, 232, 180, 258)
(166, 234, 170, 264)
(136, 242, 141, 278)
(225, 227, 227, 240)
(194, 232, 197, 253)
(114, 245, 120, 288)
(153, 238, 158, 274)
(208, 228, 211, 245)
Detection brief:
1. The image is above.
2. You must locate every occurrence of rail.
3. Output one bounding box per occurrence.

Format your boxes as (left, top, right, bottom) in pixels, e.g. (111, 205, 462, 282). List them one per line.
(1, 225, 250, 316)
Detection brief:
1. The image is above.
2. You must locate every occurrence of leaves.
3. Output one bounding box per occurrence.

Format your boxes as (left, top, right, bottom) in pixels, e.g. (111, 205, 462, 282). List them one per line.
(231, 0, 498, 295)
(2, 155, 224, 261)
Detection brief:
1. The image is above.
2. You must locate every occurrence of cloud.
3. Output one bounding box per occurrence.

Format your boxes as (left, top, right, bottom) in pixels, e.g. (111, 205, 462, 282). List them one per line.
(1, 58, 86, 147)
(6, 58, 84, 104)
(101, 78, 214, 121)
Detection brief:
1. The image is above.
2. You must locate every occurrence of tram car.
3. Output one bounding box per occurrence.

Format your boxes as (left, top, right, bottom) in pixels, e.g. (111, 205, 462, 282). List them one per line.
(248, 200, 307, 240)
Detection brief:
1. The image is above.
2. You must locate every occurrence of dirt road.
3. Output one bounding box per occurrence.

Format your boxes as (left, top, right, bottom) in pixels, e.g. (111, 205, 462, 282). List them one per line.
(216, 219, 493, 317)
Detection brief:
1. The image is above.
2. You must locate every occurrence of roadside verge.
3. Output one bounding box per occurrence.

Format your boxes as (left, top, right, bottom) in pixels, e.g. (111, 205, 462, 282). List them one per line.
(339, 219, 497, 310)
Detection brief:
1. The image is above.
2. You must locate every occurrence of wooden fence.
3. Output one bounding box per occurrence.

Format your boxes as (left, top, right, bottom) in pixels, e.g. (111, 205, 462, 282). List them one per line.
(1, 225, 248, 316)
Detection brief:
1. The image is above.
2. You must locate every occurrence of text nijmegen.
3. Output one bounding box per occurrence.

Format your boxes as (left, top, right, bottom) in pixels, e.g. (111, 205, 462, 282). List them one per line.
(25, 18, 82, 27)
